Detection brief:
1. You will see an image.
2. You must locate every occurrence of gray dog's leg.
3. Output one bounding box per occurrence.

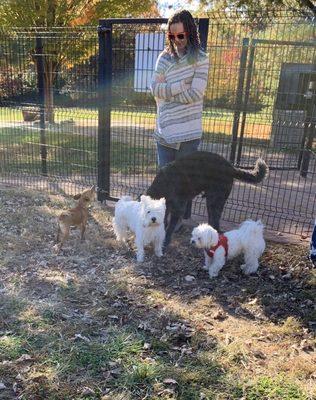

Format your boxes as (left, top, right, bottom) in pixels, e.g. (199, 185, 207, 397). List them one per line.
(164, 214, 180, 248)
(206, 202, 223, 231)
(205, 186, 232, 232)
(164, 207, 170, 229)
(163, 199, 188, 248)
(183, 200, 192, 219)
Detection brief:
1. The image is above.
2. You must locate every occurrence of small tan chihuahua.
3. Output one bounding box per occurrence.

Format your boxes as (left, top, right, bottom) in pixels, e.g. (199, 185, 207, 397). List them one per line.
(55, 185, 96, 251)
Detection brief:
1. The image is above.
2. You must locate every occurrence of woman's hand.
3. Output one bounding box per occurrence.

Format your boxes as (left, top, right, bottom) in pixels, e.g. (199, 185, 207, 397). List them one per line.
(156, 74, 166, 83)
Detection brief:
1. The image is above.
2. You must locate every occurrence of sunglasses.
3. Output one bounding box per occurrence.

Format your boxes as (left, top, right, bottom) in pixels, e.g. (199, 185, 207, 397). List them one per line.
(167, 32, 189, 41)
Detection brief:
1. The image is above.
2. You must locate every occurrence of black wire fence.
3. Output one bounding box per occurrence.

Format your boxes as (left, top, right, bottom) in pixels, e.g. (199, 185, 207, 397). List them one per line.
(0, 11, 315, 236)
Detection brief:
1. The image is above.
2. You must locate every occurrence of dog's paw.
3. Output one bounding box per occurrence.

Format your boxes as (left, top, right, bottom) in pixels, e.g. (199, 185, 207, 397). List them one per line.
(53, 244, 61, 253)
(136, 254, 144, 263)
(241, 264, 258, 275)
(208, 270, 219, 278)
(240, 264, 249, 275)
(155, 250, 163, 258)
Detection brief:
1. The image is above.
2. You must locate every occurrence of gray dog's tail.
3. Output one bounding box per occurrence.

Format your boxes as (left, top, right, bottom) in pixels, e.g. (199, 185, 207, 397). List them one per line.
(233, 158, 268, 183)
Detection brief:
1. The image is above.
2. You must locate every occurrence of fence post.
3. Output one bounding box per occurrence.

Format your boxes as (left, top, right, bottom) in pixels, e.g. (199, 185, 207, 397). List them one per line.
(236, 40, 256, 165)
(97, 20, 112, 202)
(35, 36, 47, 176)
(198, 18, 209, 52)
(300, 80, 316, 177)
(230, 37, 249, 164)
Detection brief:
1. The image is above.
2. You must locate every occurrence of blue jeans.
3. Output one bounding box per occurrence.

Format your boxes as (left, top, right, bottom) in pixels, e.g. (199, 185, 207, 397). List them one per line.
(156, 139, 200, 219)
(157, 139, 201, 168)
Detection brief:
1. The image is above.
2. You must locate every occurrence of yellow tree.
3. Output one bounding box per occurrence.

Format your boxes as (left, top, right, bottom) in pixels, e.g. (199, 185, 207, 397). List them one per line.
(0, 0, 159, 27)
(0, 0, 158, 122)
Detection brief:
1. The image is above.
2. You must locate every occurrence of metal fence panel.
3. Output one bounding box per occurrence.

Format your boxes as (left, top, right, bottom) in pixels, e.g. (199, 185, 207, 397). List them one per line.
(100, 12, 315, 236)
(0, 27, 99, 193)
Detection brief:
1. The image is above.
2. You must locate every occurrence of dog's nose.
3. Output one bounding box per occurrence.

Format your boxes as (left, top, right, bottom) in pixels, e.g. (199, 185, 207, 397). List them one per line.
(151, 217, 156, 223)
(191, 239, 195, 245)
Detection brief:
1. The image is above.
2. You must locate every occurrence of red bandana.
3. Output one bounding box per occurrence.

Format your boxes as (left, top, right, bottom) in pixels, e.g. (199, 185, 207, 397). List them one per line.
(205, 234, 228, 258)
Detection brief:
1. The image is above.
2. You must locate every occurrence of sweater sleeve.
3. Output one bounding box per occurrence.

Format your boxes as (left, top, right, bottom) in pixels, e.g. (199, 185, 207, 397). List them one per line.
(170, 56, 209, 104)
(150, 52, 187, 100)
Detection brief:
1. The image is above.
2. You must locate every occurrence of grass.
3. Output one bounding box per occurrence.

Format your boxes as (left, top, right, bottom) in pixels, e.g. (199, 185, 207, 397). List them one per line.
(0, 117, 272, 179)
(52, 335, 239, 399)
(0, 126, 157, 175)
(0, 105, 273, 139)
(3, 103, 315, 180)
(61, 329, 144, 375)
(241, 376, 310, 400)
(0, 335, 25, 361)
(0, 105, 273, 123)
(0, 314, 239, 399)
(1, 105, 289, 181)
(0, 107, 22, 122)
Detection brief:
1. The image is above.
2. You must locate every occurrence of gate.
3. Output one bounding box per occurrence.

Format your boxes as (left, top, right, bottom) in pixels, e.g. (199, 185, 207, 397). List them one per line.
(97, 17, 209, 202)
(230, 38, 316, 171)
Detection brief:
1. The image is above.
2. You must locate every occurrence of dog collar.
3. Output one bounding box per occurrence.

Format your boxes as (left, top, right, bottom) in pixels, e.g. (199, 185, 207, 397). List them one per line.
(205, 234, 228, 258)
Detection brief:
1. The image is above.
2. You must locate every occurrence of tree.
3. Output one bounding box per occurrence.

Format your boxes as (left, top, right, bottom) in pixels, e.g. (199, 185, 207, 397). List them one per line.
(0, 0, 159, 28)
(0, 0, 158, 122)
(191, 0, 315, 16)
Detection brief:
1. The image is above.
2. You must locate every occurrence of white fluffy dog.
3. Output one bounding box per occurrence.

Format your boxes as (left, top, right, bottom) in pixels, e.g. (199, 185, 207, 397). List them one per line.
(190, 220, 265, 278)
(113, 195, 166, 262)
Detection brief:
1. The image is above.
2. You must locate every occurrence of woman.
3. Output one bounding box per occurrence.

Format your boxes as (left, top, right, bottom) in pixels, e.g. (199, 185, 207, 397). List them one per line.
(151, 9, 209, 222)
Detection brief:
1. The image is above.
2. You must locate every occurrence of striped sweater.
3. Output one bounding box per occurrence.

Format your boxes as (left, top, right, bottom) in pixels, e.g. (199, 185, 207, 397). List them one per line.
(151, 49, 209, 146)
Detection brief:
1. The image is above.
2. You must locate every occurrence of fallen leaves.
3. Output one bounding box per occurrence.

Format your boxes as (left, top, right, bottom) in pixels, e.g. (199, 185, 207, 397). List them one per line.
(213, 310, 227, 321)
(0, 187, 315, 398)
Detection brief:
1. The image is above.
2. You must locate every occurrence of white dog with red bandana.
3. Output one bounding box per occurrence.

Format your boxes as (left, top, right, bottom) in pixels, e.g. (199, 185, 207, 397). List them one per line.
(190, 220, 265, 278)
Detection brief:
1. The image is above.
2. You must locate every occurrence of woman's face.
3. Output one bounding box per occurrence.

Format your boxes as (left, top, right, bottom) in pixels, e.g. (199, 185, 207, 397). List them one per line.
(169, 22, 188, 53)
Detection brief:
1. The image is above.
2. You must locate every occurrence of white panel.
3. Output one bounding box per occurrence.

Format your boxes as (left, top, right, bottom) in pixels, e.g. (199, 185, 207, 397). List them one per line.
(134, 32, 165, 93)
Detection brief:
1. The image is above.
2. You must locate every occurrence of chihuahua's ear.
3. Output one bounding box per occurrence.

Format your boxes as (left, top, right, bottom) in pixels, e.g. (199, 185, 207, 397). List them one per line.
(73, 193, 81, 200)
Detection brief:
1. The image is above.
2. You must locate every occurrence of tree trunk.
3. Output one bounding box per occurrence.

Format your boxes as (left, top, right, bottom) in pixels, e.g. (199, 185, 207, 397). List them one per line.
(44, 60, 55, 124)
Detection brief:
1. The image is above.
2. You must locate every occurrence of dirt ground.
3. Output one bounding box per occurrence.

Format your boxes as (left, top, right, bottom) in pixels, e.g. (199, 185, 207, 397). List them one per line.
(0, 185, 315, 400)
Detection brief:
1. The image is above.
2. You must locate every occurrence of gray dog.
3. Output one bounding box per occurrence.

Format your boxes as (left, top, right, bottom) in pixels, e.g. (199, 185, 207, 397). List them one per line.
(147, 151, 268, 248)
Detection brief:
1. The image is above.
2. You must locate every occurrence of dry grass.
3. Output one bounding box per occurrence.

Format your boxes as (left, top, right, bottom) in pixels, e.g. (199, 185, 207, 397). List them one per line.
(0, 185, 315, 400)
